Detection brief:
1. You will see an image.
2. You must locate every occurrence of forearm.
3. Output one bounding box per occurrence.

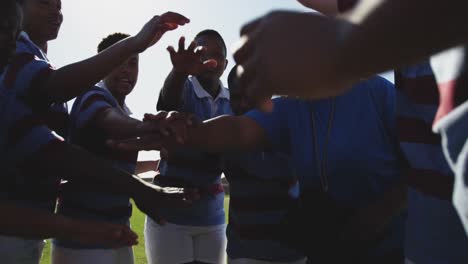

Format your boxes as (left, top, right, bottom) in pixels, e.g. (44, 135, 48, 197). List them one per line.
(0, 203, 73, 239)
(339, 0, 468, 82)
(135, 160, 158, 174)
(298, 0, 339, 16)
(158, 69, 188, 110)
(38, 142, 147, 197)
(95, 108, 143, 139)
(45, 37, 138, 103)
(184, 116, 266, 153)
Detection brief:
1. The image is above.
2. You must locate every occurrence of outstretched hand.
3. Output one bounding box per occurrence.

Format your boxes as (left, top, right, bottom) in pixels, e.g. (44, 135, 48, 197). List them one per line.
(168, 36, 218, 75)
(133, 12, 190, 53)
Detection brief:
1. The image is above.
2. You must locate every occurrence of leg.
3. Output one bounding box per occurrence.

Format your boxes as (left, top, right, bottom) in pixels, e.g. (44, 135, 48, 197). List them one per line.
(51, 244, 133, 264)
(144, 217, 193, 264)
(193, 224, 227, 264)
(0, 236, 44, 264)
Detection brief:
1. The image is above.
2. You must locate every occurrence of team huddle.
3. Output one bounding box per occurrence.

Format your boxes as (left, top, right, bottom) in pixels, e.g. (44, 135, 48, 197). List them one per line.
(1, 0, 468, 264)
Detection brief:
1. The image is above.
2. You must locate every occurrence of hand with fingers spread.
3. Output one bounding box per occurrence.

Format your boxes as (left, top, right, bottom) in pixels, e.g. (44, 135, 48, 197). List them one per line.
(132, 12, 190, 53)
(167, 36, 218, 75)
(233, 11, 356, 110)
(133, 182, 199, 225)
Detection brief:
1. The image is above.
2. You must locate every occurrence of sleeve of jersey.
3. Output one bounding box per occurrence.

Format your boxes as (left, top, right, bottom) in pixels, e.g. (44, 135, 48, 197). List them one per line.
(6, 101, 64, 165)
(73, 91, 113, 129)
(244, 98, 289, 152)
(7, 53, 55, 107)
(156, 80, 191, 112)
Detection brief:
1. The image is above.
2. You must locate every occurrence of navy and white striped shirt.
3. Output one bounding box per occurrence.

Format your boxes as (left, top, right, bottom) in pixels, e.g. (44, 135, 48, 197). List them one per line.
(156, 76, 233, 226)
(55, 86, 136, 249)
(224, 152, 304, 262)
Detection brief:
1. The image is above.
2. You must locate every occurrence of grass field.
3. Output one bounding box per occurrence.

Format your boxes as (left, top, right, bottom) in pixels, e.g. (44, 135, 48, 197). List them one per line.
(40, 196, 230, 264)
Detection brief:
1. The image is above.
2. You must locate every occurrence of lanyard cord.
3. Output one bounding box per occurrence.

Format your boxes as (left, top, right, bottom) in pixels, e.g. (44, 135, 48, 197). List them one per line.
(311, 98, 336, 192)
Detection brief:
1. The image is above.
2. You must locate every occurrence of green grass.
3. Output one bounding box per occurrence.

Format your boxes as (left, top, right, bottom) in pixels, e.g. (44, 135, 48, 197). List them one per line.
(40, 196, 230, 264)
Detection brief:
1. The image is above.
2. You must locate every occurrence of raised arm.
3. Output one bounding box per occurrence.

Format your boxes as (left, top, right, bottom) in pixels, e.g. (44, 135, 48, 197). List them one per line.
(234, 0, 468, 105)
(45, 12, 190, 103)
(339, 0, 468, 81)
(157, 36, 217, 110)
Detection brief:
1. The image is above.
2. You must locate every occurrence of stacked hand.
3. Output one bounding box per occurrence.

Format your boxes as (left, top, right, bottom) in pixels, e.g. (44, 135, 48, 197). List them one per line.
(109, 111, 198, 152)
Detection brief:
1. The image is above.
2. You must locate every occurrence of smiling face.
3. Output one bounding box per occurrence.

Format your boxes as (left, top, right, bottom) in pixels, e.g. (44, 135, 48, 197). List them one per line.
(20, 0, 63, 43)
(103, 55, 139, 99)
(195, 34, 227, 81)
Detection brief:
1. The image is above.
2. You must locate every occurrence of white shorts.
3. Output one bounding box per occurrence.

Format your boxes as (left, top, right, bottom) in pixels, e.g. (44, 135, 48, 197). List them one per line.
(228, 257, 307, 264)
(144, 217, 227, 264)
(0, 236, 44, 264)
(51, 244, 134, 264)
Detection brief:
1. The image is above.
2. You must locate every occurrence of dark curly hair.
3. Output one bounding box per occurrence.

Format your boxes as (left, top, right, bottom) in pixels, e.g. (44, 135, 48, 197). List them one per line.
(97, 32, 130, 53)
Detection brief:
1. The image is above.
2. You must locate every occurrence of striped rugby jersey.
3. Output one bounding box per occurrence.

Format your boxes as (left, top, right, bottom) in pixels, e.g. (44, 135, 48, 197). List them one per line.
(156, 76, 233, 226)
(395, 62, 468, 263)
(0, 32, 67, 211)
(223, 152, 304, 262)
(431, 47, 468, 235)
(54, 86, 137, 249)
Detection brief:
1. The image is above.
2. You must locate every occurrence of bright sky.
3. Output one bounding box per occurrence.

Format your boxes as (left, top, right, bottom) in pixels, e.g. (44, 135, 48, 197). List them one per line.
(46, 0, 309, 161)
(46, 0, 392, 163)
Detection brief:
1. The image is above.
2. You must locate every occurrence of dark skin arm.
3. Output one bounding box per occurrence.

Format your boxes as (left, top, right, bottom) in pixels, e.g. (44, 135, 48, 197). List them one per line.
(92, 108, 173, 140)
(339, 0, 468, 81)
(297, 0, 340, 15)
(43, 12, 190, 103)
(158, 37, 217, 111)
(111, 114, 268, 153)
(0, 202, 138, 248)
(29, 141, 197, 224)
(135, 160, 159, 174)
(234, 0, 468, 105)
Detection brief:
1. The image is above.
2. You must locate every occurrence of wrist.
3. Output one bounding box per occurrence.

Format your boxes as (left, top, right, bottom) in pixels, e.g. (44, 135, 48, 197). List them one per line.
(172, 67, 190, 76)
(126, 36, 143, 54)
